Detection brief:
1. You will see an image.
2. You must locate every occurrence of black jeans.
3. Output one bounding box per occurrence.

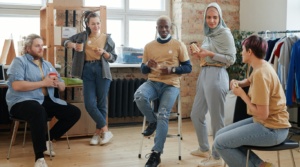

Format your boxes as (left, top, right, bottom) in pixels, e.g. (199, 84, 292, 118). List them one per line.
(10, 96, 81, 155)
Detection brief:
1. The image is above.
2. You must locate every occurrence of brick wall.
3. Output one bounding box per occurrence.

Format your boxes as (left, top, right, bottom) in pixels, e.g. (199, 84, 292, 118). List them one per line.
(172, 0, 240, 117)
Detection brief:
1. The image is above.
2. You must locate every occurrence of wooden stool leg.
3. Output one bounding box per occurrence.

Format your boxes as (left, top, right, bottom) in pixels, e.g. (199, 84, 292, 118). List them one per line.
(277, 151, 280, 167)
(11, 121, 19, 146)
(23, 122, 27, 148)
(290, 150, 296, 167)
(246, 149, 250, 167)
(7, 121, 18, 159)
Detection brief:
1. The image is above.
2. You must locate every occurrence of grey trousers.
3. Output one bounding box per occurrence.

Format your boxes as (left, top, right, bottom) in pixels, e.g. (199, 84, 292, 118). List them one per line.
(191, 66, 229, 159)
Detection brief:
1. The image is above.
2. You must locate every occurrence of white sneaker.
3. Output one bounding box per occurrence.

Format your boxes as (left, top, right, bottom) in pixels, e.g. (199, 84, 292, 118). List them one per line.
(198, 155, 223, 167)
(190, 148, 211, 158)
(43, 141, 56, 156)
(34, 158, 48, 167)
(100, 131, 113, 145)
(90, 133, 101, 145)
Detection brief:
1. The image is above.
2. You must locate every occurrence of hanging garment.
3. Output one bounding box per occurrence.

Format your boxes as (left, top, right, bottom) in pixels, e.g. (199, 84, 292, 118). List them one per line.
(286, 40, 300, 105)
(273, 42, 284, 73)
(279, 36, 299, 91)
(269, 38, 285, 65)
(265, 38, 280, 61)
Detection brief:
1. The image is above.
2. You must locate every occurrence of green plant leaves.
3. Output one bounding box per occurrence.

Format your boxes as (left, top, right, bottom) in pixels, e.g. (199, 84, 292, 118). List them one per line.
(226, 29, 254, 81)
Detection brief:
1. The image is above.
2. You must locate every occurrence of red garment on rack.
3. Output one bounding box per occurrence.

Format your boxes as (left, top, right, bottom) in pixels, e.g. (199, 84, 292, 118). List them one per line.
(274, 42, 284, 58)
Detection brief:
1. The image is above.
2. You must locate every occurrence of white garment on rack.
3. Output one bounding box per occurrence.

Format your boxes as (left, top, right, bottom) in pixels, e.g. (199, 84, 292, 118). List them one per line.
(268, 37, 285, 67)
(278, 36, 299, 90)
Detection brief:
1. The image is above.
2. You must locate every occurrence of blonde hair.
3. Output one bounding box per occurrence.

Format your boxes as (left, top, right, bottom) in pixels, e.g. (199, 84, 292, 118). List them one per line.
(156, 15, 171, 25)
(21, 34, 42, 55)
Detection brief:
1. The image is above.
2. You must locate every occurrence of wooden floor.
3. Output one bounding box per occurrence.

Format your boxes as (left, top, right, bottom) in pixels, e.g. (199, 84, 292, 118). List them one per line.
(0, 120, 300, 167)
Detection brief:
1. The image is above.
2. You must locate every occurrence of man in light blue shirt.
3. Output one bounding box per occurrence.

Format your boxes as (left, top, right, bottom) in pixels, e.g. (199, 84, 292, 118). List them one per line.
(6, 34, 81, 167)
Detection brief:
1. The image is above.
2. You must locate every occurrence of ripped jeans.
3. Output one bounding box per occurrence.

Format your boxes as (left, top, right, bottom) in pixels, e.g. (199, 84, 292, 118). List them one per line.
(134, 80, 179, 153)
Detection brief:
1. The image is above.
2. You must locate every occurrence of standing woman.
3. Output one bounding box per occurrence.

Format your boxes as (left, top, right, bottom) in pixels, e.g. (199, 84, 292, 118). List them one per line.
(64, 11, 117, 145)
(189, 3, 236, 166)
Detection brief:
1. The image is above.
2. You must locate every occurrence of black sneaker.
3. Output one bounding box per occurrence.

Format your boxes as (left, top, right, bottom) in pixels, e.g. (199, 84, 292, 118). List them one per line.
(142, 122, 157, 136)
(145, 152, 161, 167)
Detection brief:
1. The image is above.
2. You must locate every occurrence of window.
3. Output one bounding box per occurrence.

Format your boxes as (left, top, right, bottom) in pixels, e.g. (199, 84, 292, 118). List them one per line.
(129, 0, 165, 11)
(107, 19, 123, 47)
(0, 0, 42, 5)
(84, 0, 124, 9)
(84, 0, 170, 49)
(0, 17, 40, 55)
(129, 19, 156, 48)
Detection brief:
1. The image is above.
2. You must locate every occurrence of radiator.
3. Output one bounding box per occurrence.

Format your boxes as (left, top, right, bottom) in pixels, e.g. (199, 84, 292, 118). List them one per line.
(108, 78, 159, 118)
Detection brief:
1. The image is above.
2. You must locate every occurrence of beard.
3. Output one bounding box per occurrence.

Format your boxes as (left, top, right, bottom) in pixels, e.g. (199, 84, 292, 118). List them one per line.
(28, 50, 43, 59)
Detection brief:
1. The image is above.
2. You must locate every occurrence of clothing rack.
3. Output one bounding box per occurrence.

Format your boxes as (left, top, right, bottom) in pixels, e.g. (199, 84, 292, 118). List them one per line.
(258, 30, 300, 34)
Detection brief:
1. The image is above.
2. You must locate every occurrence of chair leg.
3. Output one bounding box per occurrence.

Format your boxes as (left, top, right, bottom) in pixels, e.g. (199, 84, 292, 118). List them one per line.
(7, 121, 17, 160)
(177, 104, 182, 160)
(47, 122, 52, 161)
(177, 95, 183, 140)
(138, 116, 147, 158)
(290, 149, 296, 167)
(66, 132, 70, 149)
(23, 122, 27, 148)
(178, 107, 181, 160)
(246, 149, 250, 167)
(277, 151, 280, 167)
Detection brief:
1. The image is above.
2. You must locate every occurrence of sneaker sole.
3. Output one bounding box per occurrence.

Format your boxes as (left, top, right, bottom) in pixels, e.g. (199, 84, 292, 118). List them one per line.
(198, 164, 222, 167)
(90, 143, 99, 145)
(190, 153, 209, 158)
(100, 135, 113, 145)
(143, 132, 156, 138)
(43, 152, 56, 157)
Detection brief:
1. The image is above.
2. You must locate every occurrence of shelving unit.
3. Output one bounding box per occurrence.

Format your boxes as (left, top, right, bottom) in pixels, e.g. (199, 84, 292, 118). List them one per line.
(40, 3, 107, 66)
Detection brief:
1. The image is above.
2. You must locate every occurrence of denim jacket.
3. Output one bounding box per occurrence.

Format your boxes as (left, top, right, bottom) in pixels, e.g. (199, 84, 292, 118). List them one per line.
(63, 32, 117, 80)
(6, 54, 67, 111)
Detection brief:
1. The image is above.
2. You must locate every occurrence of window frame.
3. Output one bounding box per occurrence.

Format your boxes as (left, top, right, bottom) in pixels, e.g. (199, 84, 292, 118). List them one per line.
(0, 0, 43, 6)
(0, 0, 45, 16)
(126, 15, 158, 47)
(100, 0, 170, 47)
(107, 15, 126, 47)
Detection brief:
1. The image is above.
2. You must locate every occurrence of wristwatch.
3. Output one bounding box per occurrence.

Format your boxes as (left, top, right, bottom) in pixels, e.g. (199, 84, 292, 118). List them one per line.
(101, 50, 107, 56)
(172, 67, 176, 73)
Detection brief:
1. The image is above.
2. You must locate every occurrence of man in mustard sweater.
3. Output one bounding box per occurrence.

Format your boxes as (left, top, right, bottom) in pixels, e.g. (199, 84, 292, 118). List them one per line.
(134, 16, 192, 167)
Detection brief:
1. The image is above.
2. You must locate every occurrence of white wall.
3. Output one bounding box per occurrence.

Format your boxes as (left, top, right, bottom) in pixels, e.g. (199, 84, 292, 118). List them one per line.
(240, 0, 288, 33)
(286, 0, 300, 30)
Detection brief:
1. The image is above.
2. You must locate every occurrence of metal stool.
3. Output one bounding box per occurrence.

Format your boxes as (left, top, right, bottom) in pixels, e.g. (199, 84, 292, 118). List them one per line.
(138, 94, 183, 160)
(7, 117, 70, 161)
(223, 139, 299, 167)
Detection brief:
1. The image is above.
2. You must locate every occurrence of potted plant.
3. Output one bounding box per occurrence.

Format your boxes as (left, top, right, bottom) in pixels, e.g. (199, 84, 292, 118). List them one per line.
(227, 29, 254, 81)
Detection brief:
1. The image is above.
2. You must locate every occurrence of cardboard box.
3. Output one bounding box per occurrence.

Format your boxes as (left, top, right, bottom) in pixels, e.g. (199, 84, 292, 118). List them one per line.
(54, 27, 77, 46)
(62, 103, 96, 137)
(53, 0, 82, 6)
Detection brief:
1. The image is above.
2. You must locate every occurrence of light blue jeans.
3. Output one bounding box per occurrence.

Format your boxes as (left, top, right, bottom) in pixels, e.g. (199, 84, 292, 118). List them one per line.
(213, 117, 289, 167)
(134, 80, 179, 153)
(82, 61, 111, 129)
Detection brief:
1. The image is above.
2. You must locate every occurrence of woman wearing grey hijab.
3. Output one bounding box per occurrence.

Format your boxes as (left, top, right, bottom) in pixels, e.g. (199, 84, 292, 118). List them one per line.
(189, 3, 236, 166)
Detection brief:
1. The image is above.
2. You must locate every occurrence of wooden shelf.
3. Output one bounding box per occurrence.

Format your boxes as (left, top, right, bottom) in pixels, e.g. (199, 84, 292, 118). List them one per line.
(0, 84, 8, 88)
(65, 85, 83, 88)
